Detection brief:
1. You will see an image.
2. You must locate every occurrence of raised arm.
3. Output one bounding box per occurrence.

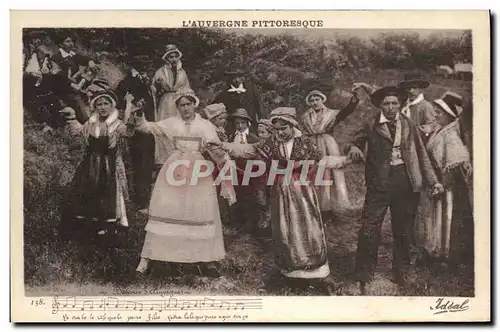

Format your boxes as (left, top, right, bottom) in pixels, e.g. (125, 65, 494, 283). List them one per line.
(333, 93, 359, 127)
(59, 107, 84, 136)
(343, 120, 370, 163)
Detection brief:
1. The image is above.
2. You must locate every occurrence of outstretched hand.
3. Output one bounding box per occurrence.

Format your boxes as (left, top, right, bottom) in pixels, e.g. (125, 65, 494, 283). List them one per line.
(125, 92, 135, 103)
(351, 82, 374, 96)
(59, 107, 76, 121)
(347, 146, 365, 163)
(205, 140, 223, 150)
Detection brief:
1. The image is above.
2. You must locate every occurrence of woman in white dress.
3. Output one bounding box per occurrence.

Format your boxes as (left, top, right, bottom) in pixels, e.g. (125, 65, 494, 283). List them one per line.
(132, 89, 233, 278)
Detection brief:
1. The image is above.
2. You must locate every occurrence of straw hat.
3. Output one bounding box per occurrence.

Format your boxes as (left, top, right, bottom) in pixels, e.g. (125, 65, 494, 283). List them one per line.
(433, 91, 464, 118)
(305, 90, 327, 106)
(204, 103, 227, 120)
(269, 107, 299, 127)
(162, 44, 183, 61)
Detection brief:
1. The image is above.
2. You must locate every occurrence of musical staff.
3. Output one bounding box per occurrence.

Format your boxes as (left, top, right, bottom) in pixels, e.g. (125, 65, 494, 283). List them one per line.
(51, 296, 263, 314)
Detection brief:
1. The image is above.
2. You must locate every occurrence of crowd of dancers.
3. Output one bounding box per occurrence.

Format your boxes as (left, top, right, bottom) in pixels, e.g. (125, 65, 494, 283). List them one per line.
(23, 31, 474, 294)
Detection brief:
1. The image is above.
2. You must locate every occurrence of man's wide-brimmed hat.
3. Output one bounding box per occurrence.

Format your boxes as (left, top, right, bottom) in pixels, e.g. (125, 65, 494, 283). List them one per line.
(269, 107, 299, 127)
(433, 91, 464, 118)
(305, 89, 328, 106)
(230, 108, 252, 122)
(204, 103, 227, 120)
(174, 89, 200, 108)
(397, 73, 430, 89)
(370, 86, 407, 108)
(162, 44, 183, 60)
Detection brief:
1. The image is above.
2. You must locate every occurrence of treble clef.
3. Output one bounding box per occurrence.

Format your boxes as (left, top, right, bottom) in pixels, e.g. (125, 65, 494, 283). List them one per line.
(52, 296, 60, 314)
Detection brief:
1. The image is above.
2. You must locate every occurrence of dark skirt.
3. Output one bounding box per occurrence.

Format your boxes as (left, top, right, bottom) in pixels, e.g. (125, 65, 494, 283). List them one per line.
(60, 136, 122, 244)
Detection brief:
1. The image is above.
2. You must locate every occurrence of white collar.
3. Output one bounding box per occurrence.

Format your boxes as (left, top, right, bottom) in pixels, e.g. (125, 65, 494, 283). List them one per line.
(228, 83, 246, 94)
(379, 112, 400, 124)
(179, 112, 198, 124)
(59, 48, 76, 58)
(88, 109, 119, 125)
(236, 128, 249, 136)
(407, 93, 425, 106)
(131, 68, 140, 77)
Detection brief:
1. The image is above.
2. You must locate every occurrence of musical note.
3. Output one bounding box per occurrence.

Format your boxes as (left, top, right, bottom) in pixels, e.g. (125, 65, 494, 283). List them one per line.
(126, 301, 143, 312)
(149, 301, 165, 312)
(180, 301, 191, 310)
(48, 296, 263, 315)
(64, 296, 76, 308)
(166, 297, 178, 308)
(105, 297, 120, 309)
(217, 301, 231, 310)
(81, 300, 94, 311)
(202, 297, 215, 308)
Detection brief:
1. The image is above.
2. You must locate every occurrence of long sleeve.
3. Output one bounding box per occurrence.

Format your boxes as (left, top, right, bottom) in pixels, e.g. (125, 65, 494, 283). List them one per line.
(222, 142, 260, 159)
(333, 94, 360, 127)
(252, 84, 264, 120)
(413, 125, 439, 187)
(133, 114, 172, 141)
(422, 101, 438, 125)
(343, 120, 369, 154)
(67, 119, 84, 137)
(320, 155, 350, 169)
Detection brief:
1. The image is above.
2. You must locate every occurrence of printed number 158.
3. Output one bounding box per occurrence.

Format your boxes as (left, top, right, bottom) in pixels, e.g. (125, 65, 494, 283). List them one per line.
(31, 299, 45, 306)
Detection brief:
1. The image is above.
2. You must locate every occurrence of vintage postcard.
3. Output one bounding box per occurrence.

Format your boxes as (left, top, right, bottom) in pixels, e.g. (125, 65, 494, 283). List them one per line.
(11, 10, 490, 323)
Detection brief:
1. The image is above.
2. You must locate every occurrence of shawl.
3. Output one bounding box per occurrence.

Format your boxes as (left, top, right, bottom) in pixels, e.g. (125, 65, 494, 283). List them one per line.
(301, 107, 339, 135)
(215, 126, 228, 142)
(153, 61, 190, 94)
(426, 119, 472, 185)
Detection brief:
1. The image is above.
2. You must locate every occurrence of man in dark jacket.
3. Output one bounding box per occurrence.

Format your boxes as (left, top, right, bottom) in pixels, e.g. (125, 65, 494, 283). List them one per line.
(345, 86, 444, 291)
(115, 55, 156, 212)
(213, 68, 264, 137)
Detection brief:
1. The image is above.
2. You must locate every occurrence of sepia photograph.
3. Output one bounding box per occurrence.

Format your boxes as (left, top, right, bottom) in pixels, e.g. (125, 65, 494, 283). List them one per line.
(10, 10, 490, 323)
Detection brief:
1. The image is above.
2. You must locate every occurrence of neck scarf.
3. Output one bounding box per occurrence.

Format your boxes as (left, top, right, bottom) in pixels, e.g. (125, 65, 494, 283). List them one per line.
(402, 93, 425, 117)
(228, 83, 246, 94)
